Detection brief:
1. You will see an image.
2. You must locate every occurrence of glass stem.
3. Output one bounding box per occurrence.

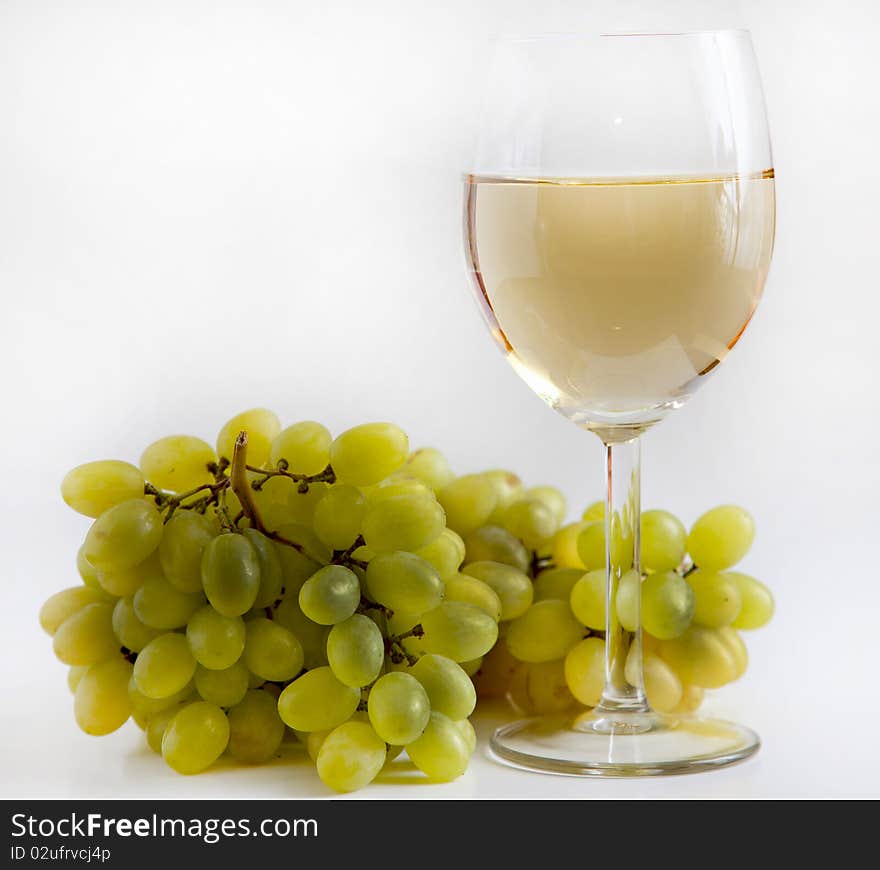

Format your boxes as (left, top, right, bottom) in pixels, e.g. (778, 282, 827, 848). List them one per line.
(595, 434, 650, 717)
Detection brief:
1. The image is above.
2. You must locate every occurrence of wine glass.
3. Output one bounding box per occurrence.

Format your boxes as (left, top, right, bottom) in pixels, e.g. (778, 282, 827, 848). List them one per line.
(463, 30, 775, 775)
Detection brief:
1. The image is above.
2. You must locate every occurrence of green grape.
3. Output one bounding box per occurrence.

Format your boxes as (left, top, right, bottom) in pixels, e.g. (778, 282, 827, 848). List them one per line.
(484, 470, 525, 522)
(327, 615, 384, 688)
(145, 704, 186, 754)
(363, 552, 441, 615)
(40, 586, 110, 636)
(406, 712, 470, 782)
(98, 549, 164, 597)
(367, 478, 435, 503)
(729, 572, 774, 630)
(284, 483, 329, 526)
(717, 626, 748, 679)
(313, 485, 366, 550)
(640, 510, 687, 572)
(569, 569, 606, 630)
(615, 570, 641, 632)
(269, 421, 332, 475)
(273, 527, 324, 595)
(273, 597, 329, 669)
(564, 637, 606, 706)
(194, 661, 249, 707)
(299, 565, 360, 625)
(459, 656, 483, 676)
(227, 689, 286, 763)
(77, 546, 103, 590)
(443, 573, 502, 621)
(53, 602, 117, 665)
(641, 571, 695, 639)
(549, 522, 588, 569)
(216, 408, 281, 465)
(133, 633, 197, 699)
(505, 600, 583, 663)
(460, 561, 533, 621)
(330, 422, 409, 486)
(83, 499, 163, 573)
(415, 529, 466, 578)
(243, 618, 304, 681)
(162, 701, 230, 775)
(112, 596, 161, 652)
(501, 498, 558, 550)
(306, 729, 331, 762)
(241, 529, 283, 609)
(74, 657, 133, 735)
(361, 494, 445, 553)
(624, 647, 682, 713)
(367, 672, 430, 744)
(576, 521, 607, 571)
(454, 718, 477, 755)
(582, 501, 605, 522)
(133, 574, 204, 630)
(674, 683, 705, 714)
(526, 486, 567, 524)
(61, 460, 146, 518)
(687, 569, 742, 628)
(402, 447, 455, 491)
(139, 435, 216, 494)
(419, 601, 499, 662)
(201, 533, 261, 617)
(532, 567, 585, 602)
(471, 641, 520, 699)
(658, 626, 738, 688)
(274, 522, 331, 563)
(437, 474, 498, 538)
(185, 605, 245, 669)
(128, 677, 194, 718)
(159, 512, 217, 593)
(463, 525, 530, 573)
(277, 667, 360, 732)
(686, 505, 755, 571)
(316, 721, 387, 793)
(509, 659, 576, 714)
(67, 666, 88, 693)
(409, 654, 476, 720)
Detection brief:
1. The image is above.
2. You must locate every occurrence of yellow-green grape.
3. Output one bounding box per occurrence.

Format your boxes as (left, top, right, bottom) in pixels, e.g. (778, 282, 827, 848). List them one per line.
(582, 501, 605, 521)
(145, 704, 187, 754)
(463, 525, 530, 573)
(83, 499, 163, 573)
(98, 549, 164, 597)
(159, 512, 217, 593)
(133, 574, 204, 630)
(526, 486, 567, 525)
(299, 565, 360, 625)
(185, 605, 245, 670)
(641, 571, 695, 639)
(216, 408, 281, 465)
(402, 447, 455, 491)
(415, 529, 466, 578)
(460, 561, 533, 621)
(240, 529, 283, 609)
(409, 654, 476, 720)
(329, 422, 409, 486)
(419, 601, 499, 662)
(687, 569, 742, 628)
(112, 596, 161, 652)
(550, 522, 589, 569)
(283, 482, 328, 526)
(316, 721, 387, 793)
(77, 546, 103, 590)
(437, 474, 498, 538)
(74, 657, 133, 735)
(624, 647, 682, 713)
(361, 494, 445, 553)
(471, 640, 520, 699)
(194, 661, 249, 707)
(61, 460, 146, 518)
(505, 600, 584, 663)
(460, 656, 483, 676)
(364, 552, 442, 615)
(640, 509, 687, 572)
(129, 677, 194, 718)
(312, 485, 366, 550)
(162, 701, 230, 775)
(454, 718, 477, 755)
(564, 637, 606, 706)
(133, 633, 197, 699)
(367, 478, 435, 503)
(327, 614, 384, 688)
(658, 626, 738, 688)
(139, 435, 216, 494)
(674, 683, 705, 713)
(273, 526, 324, 595)
(367, 672, 430, 744)
(269, 421, 332, 475)
(53, 602, 117, 665)
(500, 498, 558, 550)
(615, 570, 641, 632)
(441, 573, 501, 621)
(67, 666, 88, 693)
(406, 712, 470, 782)
(275, 522, 330, 563)
(273, 597, 329, 669)
(305, 729, 331, 761)
(576, 521, 607, 571)
(729, 572, 774, 630)
(40, 587, 110, 636)
(717, 626, 748, 678)
(508, 659, 576, 714)
(686, 505, 755, 571)
(484, 470, 525, 522)
(227, 689, 286, 763)
(277, 667, 360, 732)
(201, 533, 261, 617)
(533, 567, 585, 602)
(569, 569, 605, 630)
(243, 618, 304, 682)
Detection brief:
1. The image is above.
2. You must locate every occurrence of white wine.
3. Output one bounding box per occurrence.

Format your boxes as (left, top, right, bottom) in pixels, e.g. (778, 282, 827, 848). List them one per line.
(464, 172, 775, 429)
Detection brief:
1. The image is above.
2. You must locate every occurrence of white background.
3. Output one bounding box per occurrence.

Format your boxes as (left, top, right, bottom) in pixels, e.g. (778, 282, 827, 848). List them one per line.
(1, 0, 878, 799)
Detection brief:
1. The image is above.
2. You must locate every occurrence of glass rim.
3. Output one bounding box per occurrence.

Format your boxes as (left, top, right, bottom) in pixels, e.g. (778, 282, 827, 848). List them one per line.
(492, 29, 751, 43)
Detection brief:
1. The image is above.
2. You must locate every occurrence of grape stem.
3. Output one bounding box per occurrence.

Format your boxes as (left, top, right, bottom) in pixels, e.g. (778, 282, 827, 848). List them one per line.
(246, 461, 336, 493)
(385, 625, 424, 667)
(331, 535, 368, 571)
(529, 552, 554, 579)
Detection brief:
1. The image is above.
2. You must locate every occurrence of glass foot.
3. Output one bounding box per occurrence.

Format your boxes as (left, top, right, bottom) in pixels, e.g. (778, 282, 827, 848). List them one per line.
(490, 709, 760, 777)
